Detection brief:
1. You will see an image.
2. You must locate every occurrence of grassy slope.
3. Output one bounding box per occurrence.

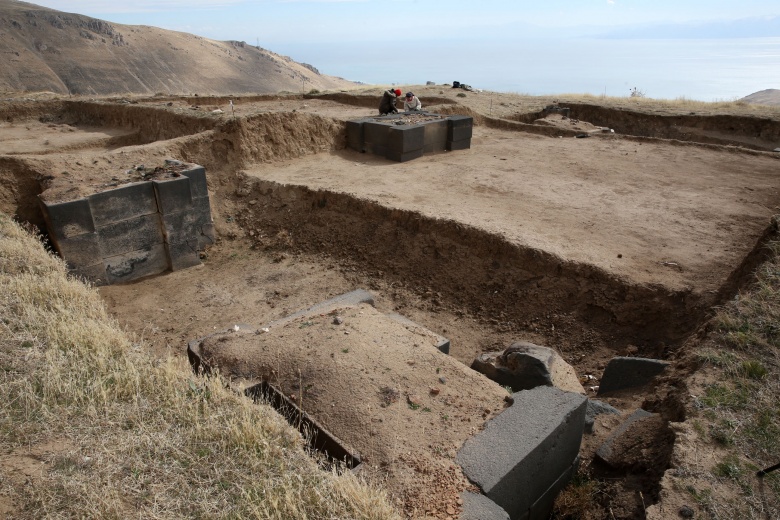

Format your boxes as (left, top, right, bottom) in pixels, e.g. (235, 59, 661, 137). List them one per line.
(0, 214, 399, 519)
(682, 238, 780, 519)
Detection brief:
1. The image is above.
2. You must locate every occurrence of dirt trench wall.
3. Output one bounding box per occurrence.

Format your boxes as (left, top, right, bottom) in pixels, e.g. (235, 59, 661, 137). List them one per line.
(234, 178, 713, 348)
(0, 100, 65, 122)
(212, 112, 345, 168)
(0, 156, 47, 227)
(59, 101, 219, 143)
(553, 103, 780, 150)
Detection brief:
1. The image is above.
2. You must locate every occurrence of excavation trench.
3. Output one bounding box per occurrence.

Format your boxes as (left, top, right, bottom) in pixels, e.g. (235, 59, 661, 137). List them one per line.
(233, 178, 759, 350)
(4, 96, 780, 518)
(512, 103, 780, 151)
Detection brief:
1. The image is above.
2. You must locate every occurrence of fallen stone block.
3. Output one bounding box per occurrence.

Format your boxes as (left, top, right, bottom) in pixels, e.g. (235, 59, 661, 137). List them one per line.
(530, 457, 578, 520)
(595, 409, 652, 467)
(385, 312, 450, 354)
(597, 357, 670, 395)
(459, 492, 510, 520)
(457, 386, 587, 520)
(595, 409, 675, 473)
(584, 399, 621, 434)
(471, 341, 585, 394)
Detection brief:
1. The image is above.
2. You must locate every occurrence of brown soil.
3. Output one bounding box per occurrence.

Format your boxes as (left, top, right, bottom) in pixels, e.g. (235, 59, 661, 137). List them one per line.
(2, 86, 780, 519)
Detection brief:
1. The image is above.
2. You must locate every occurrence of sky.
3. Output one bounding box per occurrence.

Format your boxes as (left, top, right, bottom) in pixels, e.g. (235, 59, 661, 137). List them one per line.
(25, 0, 780, 47)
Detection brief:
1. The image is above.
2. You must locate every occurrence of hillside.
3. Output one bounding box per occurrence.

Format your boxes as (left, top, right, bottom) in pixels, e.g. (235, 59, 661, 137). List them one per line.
(741, 88, 780, 106)
(0, 0, 357, 96)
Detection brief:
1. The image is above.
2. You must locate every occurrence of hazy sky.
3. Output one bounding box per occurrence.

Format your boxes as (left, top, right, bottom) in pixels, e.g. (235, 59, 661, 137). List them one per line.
(27, 1, 780, 46)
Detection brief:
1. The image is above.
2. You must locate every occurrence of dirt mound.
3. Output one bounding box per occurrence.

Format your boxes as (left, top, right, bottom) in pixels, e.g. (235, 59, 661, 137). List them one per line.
(190, 303, 510, 518)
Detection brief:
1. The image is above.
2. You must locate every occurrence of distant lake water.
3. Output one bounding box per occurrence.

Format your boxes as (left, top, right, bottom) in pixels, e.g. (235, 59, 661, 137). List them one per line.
(275, 37, 780, 102)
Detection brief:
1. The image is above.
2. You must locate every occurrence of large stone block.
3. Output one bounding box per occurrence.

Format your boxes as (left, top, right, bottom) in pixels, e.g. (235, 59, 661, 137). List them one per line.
(154, 175, 193, 215)
(166, 238, 201, 271)
(529, 458, 578, 520)
(448, 125, 473, 142)
(388, 125, 425, 154)
(96, 213, 164, 258)
(471, 342, 585, 394)
(40, 197, 95, 238)
(447, 138, 472, 151)
(54, 232, 102, 269)
(457, 386, 587, 520)
(160, 210, 199, 244)
(181, 165, 209, 199)
(385, 312, 450, 354)
(584, 399, 621, 434)
(103, 243, 169, 284)
(423, 120, 448, 153)
(597, 357, 670, 395)
(595, 409, 653, 467)
(70, 262, 108, 286)
(448, 115, 474, 128)
(385, 148, 424, 163)
(363, 121, 390, 156)
(346, 119, 367, 152)
(88, 182, 158, 227)
(459, 492, 510, 520)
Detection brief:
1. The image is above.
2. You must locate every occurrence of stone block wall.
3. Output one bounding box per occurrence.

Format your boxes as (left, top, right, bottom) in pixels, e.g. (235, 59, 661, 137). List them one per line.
(40, 163, 215, 285)
(346, 112, 473, 162)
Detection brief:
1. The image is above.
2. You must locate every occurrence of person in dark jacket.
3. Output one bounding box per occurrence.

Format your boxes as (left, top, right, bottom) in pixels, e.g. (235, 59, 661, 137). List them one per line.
(379, 88, 401, 115)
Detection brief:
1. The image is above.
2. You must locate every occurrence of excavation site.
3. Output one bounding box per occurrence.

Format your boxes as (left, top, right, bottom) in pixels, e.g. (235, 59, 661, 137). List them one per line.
(2, 87, 780, 519)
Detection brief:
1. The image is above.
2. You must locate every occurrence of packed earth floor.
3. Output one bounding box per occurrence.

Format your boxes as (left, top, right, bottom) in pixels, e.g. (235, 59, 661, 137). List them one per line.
(2, 86, 780, 519)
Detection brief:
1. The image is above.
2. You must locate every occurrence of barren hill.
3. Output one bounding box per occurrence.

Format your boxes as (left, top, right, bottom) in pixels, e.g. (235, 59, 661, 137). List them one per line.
(0, 0, 356, 96)
(741, 88, 780, 106)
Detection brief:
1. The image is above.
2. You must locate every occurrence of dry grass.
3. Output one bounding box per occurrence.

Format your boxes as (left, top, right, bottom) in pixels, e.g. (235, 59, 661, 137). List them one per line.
(685, 240, 780, 519)
(0, 214, 400, 519)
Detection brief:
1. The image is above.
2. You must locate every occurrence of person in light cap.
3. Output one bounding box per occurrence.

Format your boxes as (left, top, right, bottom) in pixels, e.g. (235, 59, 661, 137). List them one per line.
(403, 91, 422, 111)
(379, 88, 401, 115)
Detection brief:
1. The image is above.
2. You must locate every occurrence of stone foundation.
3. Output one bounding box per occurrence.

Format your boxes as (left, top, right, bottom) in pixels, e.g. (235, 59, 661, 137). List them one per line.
(40, 161, 215, 285)
(346, 112, 473, 162)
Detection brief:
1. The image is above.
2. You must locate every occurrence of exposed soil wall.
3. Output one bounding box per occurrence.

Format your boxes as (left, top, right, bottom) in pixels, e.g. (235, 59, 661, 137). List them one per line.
(0, 156, 47, 227)
(526, 103, 780, 150)
(59, 101, 218, 143)
(212, 112, 346, 168)
(231, 178, 743, 349)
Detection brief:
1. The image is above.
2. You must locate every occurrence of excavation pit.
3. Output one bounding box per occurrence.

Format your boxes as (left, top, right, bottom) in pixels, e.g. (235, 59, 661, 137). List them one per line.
(5, 91, 780, 519)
